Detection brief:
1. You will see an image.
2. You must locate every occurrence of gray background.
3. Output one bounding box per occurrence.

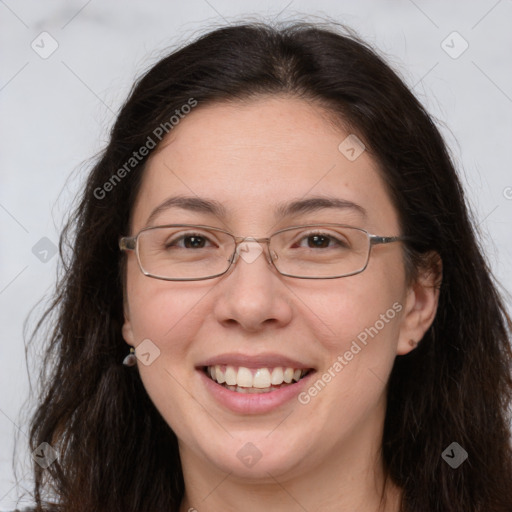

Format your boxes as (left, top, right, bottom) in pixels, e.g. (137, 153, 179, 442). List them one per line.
(1, 0, 511, 508)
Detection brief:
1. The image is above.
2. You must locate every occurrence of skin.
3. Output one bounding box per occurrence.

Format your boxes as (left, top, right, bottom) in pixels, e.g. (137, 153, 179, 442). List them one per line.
(122, 95, 441, 512)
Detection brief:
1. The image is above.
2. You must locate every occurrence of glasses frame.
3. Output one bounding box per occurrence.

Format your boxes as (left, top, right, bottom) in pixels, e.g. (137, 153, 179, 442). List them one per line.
(119, 223, 408, 281)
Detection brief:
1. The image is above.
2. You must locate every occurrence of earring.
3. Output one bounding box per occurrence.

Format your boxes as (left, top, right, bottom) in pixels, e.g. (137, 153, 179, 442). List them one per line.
(123, 347, 137, 366)
(409, 339, 418, 348)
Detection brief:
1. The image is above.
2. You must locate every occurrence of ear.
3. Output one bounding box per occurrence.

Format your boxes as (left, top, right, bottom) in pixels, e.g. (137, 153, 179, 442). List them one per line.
(122, 299, 136, 346)
(396, 251, 442, 355)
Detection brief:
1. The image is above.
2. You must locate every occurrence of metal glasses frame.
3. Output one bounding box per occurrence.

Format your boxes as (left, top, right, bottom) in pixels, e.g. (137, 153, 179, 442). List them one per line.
(119, 223, 407, 281)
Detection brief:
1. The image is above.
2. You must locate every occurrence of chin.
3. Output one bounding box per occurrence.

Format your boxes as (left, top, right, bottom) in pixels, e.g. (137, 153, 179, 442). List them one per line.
(194, 434, 310, 480)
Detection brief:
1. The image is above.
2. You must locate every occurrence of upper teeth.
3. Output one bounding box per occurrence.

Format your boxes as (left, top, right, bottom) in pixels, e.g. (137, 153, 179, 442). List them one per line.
(207, 365, 307, 388)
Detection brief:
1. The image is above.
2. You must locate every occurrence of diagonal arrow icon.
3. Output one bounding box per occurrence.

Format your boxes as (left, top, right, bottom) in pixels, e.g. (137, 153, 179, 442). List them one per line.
(440, 31, 468, 59)
(135, 338, 161, 366)
(441, 441, 468, 468)
(31, 31, 59, 59)
(32, 442, 58, 468)
(338, 134, 365, 161)
(236, 442, 262, 468)
(32, 237, 58, 262)
(237, 241, 263, 264)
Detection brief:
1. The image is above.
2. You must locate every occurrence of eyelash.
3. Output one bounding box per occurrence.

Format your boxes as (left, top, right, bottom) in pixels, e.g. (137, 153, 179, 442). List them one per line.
(164, 231, 347, 250)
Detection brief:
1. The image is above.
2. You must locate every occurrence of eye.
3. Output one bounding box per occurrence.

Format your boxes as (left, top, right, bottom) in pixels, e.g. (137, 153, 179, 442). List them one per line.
(302, 234, 333, 249)
(293, 231, 349, 249)
(165, 232, 216, 249)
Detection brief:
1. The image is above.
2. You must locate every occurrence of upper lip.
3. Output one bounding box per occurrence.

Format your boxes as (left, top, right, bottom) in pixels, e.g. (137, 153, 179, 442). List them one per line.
(197, 353, 315, 370)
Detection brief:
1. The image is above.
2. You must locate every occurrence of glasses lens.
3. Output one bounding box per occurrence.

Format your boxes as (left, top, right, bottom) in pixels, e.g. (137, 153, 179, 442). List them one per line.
(137, 226, 234, 280)
(271, 225, 370, 278)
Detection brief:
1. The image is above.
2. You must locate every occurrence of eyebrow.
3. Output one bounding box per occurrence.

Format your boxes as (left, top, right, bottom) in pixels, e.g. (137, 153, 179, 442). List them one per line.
(275, 195, 367, 219)
(145, 194, 367, 226)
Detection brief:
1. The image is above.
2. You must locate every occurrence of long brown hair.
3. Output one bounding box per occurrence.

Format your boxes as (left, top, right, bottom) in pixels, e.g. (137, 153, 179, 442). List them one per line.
(19, 21, 512, 511)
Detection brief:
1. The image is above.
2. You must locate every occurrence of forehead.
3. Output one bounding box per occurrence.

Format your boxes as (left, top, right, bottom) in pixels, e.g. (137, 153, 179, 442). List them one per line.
(130, 96, 400, 235)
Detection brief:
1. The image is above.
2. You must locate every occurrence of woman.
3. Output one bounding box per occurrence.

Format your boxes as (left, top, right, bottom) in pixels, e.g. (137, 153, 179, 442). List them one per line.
(18, 21, 512, 511)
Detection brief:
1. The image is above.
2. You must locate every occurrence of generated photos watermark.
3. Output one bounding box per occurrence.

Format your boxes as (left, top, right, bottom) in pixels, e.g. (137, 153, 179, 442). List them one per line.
(94, 98, 198, 200)
(298, 301, 403, 405)
(441, 442, 468, 469)
(338, 133, 366, 161)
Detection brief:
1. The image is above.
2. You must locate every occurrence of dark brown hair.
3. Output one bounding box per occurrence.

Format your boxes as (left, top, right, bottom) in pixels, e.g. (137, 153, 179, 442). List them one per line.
(18, 20, 512, 511)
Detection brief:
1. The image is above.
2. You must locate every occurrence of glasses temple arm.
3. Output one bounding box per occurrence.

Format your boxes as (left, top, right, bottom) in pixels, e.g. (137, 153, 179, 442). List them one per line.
(369, 235, 410, 245)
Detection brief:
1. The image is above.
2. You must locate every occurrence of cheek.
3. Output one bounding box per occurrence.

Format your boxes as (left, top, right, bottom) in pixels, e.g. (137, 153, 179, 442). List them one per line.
(126, 262, 205, 343)
(296, 258, 405, 410)
(302, 268, 404, 353)
(125, 272, 209, 436)
(298, 280, 403, 433)
(125, 270, 209, 409)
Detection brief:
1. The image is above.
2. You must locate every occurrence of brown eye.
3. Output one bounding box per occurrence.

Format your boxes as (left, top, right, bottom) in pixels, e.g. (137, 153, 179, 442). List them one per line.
(305, 234, 331, 248)
(181, 235, 207, 249)
(165, 233, 215, 250)
(292, 232, 348, 250)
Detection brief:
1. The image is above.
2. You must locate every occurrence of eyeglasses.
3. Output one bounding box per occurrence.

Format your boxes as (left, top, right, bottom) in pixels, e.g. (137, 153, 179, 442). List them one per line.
(119, 223, 407, 281)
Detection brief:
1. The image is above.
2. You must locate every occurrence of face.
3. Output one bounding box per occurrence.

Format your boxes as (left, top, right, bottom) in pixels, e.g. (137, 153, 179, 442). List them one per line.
(122, 96, 437, 484)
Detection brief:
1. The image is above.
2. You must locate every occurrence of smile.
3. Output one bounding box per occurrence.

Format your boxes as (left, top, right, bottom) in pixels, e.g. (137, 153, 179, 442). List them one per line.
(204, 365, 313, 394)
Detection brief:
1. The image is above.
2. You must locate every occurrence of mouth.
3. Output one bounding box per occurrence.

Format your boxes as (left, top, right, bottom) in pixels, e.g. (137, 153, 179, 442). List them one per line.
(202, 365, 314, 394)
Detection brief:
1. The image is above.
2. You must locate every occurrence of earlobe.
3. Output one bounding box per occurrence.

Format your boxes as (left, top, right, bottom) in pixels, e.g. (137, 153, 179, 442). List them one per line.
(396, 251, 442, 355)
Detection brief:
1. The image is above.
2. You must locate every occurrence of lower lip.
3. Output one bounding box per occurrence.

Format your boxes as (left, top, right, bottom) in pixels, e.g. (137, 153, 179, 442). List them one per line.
(197, 369, 316, 414)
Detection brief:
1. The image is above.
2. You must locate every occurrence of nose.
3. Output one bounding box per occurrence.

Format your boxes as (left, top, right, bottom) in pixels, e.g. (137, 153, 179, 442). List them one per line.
(213, 239, 293, 332)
